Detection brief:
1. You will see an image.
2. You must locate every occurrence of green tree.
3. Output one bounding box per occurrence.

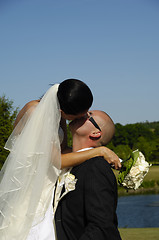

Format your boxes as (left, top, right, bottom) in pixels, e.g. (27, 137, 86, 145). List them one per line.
(0, 95, 18, 168)
(149, 139, 159, 163)
(150, 145, 159, 163)
(112, 123, 128, 146)
(125, 123, 154, 149)
(112, 144, 132, 160)
(67, 124, 73, 148)
(154, 126, 159, 137)
(133, 136, 156, 162)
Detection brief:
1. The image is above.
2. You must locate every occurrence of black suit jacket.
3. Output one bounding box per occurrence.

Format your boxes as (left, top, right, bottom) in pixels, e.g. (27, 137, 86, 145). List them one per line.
(55, 156, 121, 240)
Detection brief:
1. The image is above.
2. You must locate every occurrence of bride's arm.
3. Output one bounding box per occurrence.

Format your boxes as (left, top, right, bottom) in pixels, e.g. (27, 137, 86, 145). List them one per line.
(61, 147, 121, 170)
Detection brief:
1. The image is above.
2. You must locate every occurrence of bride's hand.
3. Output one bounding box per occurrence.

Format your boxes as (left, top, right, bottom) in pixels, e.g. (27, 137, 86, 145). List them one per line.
(98, 146, 121, 170)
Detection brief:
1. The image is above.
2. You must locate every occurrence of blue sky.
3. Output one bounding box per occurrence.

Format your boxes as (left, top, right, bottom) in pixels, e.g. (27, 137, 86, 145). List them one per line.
(0, 0, 158, 125)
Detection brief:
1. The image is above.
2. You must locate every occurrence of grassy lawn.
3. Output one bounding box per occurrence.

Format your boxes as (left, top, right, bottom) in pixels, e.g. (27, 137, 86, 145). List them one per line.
(144, 165, 159, 181)
(119, 228, 159, 240)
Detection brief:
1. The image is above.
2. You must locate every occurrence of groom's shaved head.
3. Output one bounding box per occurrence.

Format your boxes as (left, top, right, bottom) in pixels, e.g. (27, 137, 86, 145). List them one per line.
(69, 109, 115, 152)
(90, 110, 115, 146)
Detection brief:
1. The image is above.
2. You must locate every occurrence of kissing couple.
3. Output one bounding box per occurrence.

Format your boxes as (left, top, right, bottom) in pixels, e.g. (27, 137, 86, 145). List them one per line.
(0, 79, 121, 240)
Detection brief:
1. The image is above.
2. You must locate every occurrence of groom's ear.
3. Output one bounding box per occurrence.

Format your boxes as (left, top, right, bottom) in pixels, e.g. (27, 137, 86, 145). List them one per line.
(89, 131, 101, 140)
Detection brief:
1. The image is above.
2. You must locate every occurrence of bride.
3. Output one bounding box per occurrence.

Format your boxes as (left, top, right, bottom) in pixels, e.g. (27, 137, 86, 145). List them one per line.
(0, 79, 121, 240)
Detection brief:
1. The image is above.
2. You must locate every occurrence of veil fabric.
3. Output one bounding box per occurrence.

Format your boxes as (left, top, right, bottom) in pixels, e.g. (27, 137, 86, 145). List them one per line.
(0, 84, 61, 240)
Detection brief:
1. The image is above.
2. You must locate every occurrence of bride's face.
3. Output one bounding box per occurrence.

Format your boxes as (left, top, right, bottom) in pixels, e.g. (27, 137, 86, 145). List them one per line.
(61, 110, 88, 121)
(69, 111, 102, 137)
(69, 111, 96, 136)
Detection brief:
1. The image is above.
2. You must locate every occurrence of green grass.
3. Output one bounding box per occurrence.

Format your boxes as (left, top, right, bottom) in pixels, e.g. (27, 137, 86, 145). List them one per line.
(119, 228, 159, 240)
(144, 166, 159, 181)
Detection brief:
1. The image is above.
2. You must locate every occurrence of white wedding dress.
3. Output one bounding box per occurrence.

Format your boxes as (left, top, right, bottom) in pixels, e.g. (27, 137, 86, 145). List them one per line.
(26, 190, 55, 240)
(26, 128, 64, 240)
(0, 84, 62, 240)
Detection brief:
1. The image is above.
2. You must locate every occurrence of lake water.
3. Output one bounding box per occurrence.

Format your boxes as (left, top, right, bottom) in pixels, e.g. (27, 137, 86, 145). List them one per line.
(117, 194, 159, 228)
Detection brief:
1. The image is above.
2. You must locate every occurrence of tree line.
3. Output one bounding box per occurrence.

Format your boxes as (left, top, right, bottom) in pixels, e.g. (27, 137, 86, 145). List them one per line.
(0, 95, 159, 169)
(108, 122, 159, 163)
(0, 95, 18, 168)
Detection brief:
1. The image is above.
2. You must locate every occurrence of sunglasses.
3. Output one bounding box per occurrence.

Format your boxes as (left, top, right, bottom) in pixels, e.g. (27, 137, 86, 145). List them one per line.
(88, 115, 101, 131)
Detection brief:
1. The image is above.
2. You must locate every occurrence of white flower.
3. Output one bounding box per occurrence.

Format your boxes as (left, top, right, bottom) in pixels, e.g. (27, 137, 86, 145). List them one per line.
(53, 171, 77, 212)
(118, 150, 151, 190)
(63, 172, 77, 192)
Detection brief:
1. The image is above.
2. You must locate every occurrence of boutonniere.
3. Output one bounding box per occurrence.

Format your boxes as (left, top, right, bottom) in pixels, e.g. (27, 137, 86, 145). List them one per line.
(61, 172, 77, 192)
(118, 150, 151, 190)
(54, 171, 77, 212)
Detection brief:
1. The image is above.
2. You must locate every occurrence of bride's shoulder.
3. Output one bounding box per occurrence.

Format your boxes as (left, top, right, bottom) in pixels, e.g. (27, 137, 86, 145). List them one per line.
(19, 100, 40, 117)
(14, 100, 40, 128)
(25, 99, 40, 108)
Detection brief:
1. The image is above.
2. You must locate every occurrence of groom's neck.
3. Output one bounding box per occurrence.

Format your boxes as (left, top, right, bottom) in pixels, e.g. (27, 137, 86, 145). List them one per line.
(72, 136, 92, 152)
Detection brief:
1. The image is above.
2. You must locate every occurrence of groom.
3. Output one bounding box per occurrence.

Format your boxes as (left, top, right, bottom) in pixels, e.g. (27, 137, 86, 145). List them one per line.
(54, 110, 121, 240)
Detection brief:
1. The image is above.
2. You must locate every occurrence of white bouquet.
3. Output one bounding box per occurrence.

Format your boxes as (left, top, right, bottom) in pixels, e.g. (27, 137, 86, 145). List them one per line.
(118, 150, 151, 190)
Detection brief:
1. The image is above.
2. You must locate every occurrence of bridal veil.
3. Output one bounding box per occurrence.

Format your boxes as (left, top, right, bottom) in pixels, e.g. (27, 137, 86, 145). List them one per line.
(0, 84, 61, 240)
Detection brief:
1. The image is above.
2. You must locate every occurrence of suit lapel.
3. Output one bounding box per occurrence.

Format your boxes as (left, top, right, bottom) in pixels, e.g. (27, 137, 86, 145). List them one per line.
(53, 168, 77, 213)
